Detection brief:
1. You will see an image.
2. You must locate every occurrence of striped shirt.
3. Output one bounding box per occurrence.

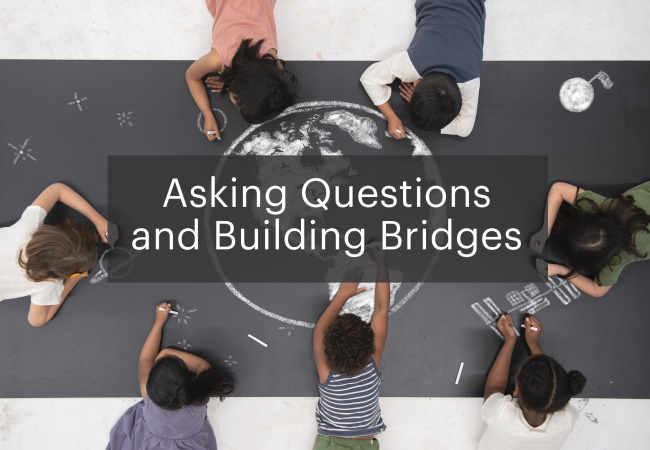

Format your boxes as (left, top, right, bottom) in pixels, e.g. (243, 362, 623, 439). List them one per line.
(316, 359, 386, 438)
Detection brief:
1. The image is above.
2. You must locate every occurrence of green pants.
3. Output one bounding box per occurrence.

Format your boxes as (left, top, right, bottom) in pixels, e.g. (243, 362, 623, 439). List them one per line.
(313, 435, 380, 449)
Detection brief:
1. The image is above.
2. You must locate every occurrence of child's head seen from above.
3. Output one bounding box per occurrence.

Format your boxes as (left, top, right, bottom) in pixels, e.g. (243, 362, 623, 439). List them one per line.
(514, 355, 586, 414)
(19, 220, 98, 282)
(554, 195, 650, 280)
(409, 72, 462, 131)
(219, 39, 298, 124)
(324, 313, 375, 377)
(147, 356, 235, 411)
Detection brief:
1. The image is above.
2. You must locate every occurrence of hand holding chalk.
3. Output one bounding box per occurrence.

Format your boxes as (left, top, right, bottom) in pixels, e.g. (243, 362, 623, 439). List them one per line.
(523, 316, 544, 354)
(106, 220, 119, 249)
(203, 115, 221, 141)
(387, 117, 406, 140)
(155, 302, 172, 325)
(496, 314, 517, 343)
(159, 307, 178, 315)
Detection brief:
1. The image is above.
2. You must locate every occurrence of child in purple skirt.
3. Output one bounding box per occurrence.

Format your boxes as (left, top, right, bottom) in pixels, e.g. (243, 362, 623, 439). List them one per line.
(107, 302, 235, 450)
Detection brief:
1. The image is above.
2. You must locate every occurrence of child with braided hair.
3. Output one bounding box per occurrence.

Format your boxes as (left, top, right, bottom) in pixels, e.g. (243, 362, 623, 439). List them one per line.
(479, 315, 587, 450)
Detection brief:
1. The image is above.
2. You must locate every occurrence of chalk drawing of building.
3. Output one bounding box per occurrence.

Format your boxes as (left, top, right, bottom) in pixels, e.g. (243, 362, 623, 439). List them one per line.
(471, 275, 581, 339)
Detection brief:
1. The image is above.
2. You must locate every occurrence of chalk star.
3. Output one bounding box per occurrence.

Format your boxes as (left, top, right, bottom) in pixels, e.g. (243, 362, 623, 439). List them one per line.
(224, 356, 239, 367)
(278, 326, 295, 336)
(177, 339, 192, 351)
(175, 304, 198, 325)
(7, 139, 37, 165)
(116, 111, 133, 127)
(67, 92, 87, 111)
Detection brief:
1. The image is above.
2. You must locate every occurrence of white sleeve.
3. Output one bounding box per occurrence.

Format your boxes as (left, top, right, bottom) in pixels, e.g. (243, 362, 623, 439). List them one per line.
(30, 280, 64, 306)
(10, 205, 47, 243)
(441, 77, 481, 138)
(566, 404, 580, 428)
(360, 51, 421, 106)
(481, 392, 509, 426)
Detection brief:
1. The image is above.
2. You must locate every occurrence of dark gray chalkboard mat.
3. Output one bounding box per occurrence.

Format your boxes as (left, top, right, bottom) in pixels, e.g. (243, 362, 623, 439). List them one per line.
(0, 61, 648, 398)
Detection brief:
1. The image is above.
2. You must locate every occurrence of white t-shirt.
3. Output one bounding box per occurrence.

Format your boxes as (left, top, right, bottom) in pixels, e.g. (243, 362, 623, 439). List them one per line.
(478, 393, 578, 450)
(0, 205, 64, 306)
(359, 51, 481, 137)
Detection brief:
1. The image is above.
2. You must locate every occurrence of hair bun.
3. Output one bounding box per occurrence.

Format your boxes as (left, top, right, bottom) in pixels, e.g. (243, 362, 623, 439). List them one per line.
(567, 370, 587, 396)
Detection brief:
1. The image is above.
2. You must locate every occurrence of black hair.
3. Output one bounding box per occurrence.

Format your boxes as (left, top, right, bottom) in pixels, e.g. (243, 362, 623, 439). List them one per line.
(146, 356, 235, 411)
(323, 313, 375, 377)
(408, 72, 462, 131)
(218, 39, 298, 124)
(516, 355, 586, 413)
(554, 194, 650, 282)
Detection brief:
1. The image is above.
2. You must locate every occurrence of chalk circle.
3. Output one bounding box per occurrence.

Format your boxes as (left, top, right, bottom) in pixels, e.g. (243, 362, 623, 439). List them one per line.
(92, 247, 137, 283)
(204, 101, 444, 328)
(559, 78, 594, 113)
(197, 108, 227, 133)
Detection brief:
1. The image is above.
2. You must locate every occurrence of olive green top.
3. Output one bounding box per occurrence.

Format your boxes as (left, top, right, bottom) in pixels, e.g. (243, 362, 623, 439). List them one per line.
(575, 181, 650, 286)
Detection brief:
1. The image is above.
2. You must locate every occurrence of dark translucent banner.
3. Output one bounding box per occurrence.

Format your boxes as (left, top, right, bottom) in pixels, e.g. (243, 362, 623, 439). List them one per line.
(107, 154, 547, 283)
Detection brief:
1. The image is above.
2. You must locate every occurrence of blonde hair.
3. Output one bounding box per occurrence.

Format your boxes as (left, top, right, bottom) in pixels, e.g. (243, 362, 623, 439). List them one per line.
(18, 220, 98, 282)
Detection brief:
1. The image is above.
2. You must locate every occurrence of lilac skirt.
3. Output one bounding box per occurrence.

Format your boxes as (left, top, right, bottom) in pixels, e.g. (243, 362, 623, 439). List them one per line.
(107, 397, 217, 450)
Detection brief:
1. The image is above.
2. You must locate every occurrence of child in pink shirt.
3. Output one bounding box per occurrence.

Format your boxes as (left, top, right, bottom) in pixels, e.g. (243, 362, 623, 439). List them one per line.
(186, 0, 298, 141)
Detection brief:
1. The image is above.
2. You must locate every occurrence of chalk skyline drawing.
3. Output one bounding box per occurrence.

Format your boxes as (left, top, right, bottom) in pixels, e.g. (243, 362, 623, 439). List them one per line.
(7, 139, 36, 165)
(67, 92, 87, 111)
(559, 71, 613, 112)
(471, 274, 581, 339)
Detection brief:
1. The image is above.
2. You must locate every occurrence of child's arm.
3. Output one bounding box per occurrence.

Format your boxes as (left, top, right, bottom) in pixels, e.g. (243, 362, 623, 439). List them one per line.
(26, 277, 83, 327)
(313, 267, 366, 383)
(186, 51, 223, 141)
(360, 52, 420, 139)
(138, 302, 172, 400)
(484, 314, 517, 401)
(530, 182, 585, 252)
(156, 348, 211, 375)
(439, 78, 481, 138)
(32, 183, 108, 244)
(368, 243, 389, 368)
(548, 264, 612, 297)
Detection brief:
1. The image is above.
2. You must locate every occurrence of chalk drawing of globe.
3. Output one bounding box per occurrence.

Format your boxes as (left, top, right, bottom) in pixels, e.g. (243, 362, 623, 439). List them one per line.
(204, 101, 445, 328)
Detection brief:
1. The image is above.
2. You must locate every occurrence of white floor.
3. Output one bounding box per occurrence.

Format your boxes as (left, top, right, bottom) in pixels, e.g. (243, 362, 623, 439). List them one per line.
(1, 1, 650, 449)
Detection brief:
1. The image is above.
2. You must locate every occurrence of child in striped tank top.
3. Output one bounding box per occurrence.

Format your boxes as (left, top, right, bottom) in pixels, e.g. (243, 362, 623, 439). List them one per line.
(312, 243, 390, 449)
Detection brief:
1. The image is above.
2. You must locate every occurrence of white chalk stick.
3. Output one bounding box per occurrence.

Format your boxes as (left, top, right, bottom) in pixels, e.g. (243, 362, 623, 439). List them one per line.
(159, 307, 178, 315)
(396, 129, 403, 134)
(206, 131, 217, 135)
(248, 334, 268, 347)
(455, 362, 464, 385)
(520, 324, 539, 331)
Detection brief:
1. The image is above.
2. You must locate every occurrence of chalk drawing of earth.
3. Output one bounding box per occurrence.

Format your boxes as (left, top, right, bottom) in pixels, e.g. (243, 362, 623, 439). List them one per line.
(204, 101, 445, 328)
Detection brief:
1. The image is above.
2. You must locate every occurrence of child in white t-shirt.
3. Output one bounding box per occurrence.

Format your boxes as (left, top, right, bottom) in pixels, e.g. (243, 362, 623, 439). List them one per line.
(0, 183, 109, 327)
(479, 315, 587, 450)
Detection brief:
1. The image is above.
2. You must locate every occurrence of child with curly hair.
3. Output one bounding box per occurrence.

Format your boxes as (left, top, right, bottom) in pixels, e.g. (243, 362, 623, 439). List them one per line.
(312, 244, 389, 449)
(479, 314, 587, 449)
(0, 183, 108, 327)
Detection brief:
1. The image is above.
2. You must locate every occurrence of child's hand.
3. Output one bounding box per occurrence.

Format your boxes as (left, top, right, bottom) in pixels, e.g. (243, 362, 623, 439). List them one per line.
(496, 314, 517, 343)
(387, 117, 406, 139)
(366, 241, 386, 263)
(523, 316, 543, 354)
(203, 115, 221, 141)
(155, 302, 172, 325)
(337, 266, 367, 299)
(399, 82, 415, 103)
(528, 228, 547, 253)
(95, 217, 109, 244)
(205, 76, 224, 93)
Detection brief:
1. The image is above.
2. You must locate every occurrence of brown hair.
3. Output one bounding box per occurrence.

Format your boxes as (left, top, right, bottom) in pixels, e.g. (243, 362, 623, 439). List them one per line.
(324, 314, 375, 377)
(18, 220, 99, 282)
